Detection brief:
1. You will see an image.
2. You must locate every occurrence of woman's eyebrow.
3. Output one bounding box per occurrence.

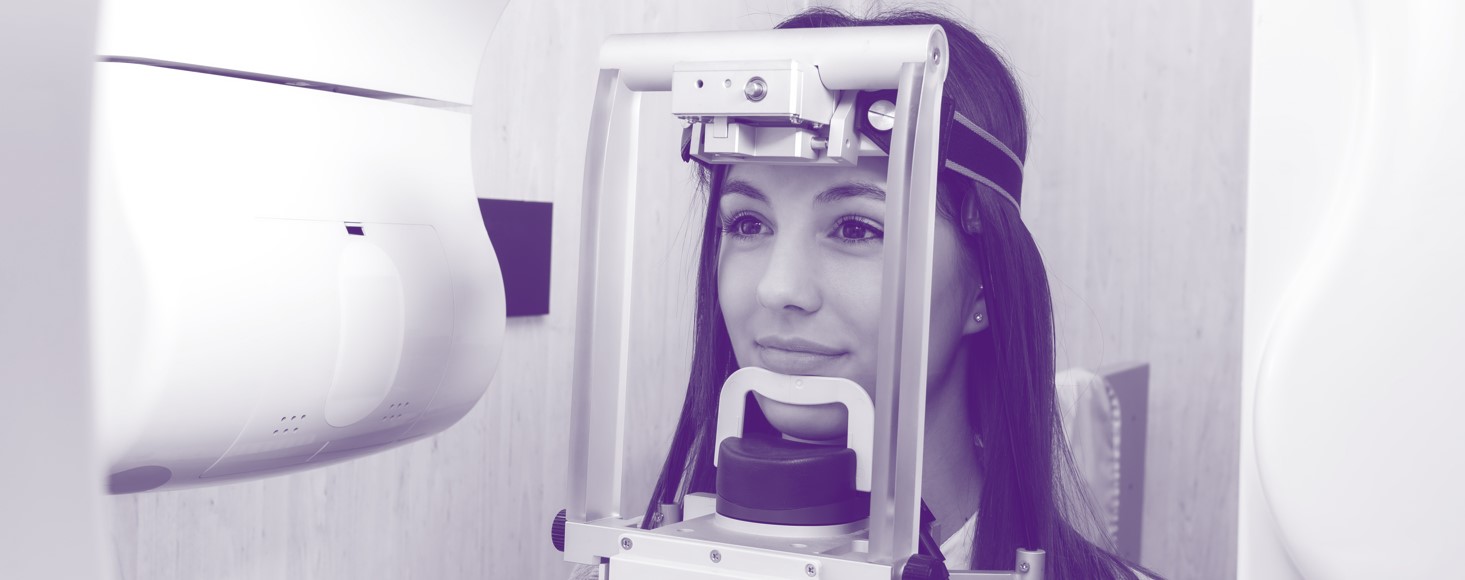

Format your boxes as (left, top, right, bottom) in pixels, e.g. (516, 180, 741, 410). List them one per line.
(722, 179, 767, 203)
(816, 183, 886, 204)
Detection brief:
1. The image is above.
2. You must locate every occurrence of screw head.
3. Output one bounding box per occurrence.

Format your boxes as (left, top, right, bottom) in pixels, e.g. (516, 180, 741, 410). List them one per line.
(805, 563, 818, 576)
(932, 47, 942, 64)
(867, 100, 897, 132)
(1019, 562, 1030, 573)
(709, 549, 722, 563)
(620, 537, 633, 551)
(744, 77, 767, 102)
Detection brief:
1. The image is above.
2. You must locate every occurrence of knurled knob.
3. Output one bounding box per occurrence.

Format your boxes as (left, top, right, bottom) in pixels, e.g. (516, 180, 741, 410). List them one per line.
(900, 554, 950, 580)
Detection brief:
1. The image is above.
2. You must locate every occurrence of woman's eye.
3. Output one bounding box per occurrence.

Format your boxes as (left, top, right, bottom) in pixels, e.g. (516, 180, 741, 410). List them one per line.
(833, 217, 883, 242)
(721, 213, 770, 238)
(737, 218, 765, 236)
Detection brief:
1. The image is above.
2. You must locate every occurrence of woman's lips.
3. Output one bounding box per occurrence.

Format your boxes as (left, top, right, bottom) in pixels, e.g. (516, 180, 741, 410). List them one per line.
(755, 337, 847, 374)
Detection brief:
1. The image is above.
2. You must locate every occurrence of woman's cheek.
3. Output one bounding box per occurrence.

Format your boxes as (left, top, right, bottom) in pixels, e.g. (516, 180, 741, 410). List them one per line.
(823, 254, 884, 393)
(717, 250, 759, 345)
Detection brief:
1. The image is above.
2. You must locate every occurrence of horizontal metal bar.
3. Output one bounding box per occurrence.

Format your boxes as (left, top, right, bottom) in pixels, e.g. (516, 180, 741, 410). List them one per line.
(600, 25, 944, 91)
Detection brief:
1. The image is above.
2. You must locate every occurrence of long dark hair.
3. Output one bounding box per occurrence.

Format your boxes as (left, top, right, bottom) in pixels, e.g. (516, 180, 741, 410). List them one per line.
(641, 8, 1155, 579)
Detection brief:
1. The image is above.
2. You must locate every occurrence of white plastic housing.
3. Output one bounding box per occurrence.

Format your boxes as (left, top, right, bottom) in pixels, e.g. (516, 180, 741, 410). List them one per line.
(1250, 1, 1465, 576)
(670, 60, 835, 122)
(93, 62, 505, 493)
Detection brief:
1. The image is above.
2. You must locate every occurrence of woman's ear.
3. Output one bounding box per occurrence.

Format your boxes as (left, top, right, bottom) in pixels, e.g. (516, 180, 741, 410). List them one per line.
(963, 296, 989, 335)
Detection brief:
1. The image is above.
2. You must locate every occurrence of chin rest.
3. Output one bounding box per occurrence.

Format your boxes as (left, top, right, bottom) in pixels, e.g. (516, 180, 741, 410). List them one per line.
(715, 436, 870, 526)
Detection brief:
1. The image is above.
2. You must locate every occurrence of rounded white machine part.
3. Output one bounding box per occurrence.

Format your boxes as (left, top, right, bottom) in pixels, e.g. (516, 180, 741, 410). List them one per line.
(94, 60, 506, 493)
(1252, 1, 1465, 576)
(92, 0, 509, 495)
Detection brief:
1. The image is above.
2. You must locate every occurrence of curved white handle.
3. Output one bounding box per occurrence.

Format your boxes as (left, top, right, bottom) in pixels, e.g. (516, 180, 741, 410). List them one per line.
(714, 367, 875, 492)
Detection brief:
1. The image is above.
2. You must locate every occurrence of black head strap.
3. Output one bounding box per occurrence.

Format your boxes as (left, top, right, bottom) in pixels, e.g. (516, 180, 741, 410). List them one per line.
(853, 89, 1024, 231)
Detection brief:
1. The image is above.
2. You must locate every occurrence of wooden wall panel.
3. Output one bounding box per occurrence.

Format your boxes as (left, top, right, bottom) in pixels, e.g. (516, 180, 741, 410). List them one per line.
(110, 2, 1247, 579)
(970, 3, 1250, 578)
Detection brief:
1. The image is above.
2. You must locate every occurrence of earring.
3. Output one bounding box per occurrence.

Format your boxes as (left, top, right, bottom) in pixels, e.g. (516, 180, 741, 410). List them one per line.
(973, 285, 987, 324)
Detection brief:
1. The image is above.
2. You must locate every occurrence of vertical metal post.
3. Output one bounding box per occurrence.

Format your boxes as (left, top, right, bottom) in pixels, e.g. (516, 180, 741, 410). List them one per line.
(868, 33, 947, 566)
(568, 68, 642, 522)
(900, 41, 950, 562)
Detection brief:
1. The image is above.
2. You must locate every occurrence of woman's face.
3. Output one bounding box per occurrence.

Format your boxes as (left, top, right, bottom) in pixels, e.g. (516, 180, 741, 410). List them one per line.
(717, 158, 981, 439)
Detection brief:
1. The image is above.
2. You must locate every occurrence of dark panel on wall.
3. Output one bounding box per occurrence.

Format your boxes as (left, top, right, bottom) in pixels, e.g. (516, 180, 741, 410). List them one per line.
(477, 198, 552, 316)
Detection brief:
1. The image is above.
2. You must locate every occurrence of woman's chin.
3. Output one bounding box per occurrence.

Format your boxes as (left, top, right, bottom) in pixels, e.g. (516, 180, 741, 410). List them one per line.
(754, 394, 850, 442)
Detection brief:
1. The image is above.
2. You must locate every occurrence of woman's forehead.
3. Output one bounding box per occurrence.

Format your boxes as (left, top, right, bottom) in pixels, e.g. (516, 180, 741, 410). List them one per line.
(722, 160, 889, 204)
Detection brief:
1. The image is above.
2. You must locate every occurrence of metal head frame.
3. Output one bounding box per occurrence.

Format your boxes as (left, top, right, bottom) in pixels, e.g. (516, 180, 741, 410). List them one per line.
(559, 24, 1043, 579)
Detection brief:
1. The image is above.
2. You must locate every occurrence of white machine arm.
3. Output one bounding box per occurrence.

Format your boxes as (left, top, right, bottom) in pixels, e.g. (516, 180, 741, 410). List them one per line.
(600, 27, 945, 92)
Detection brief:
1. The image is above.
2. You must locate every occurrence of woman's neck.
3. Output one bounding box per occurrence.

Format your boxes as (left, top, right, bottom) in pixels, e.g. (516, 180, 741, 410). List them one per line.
(922, 345, 983, 543)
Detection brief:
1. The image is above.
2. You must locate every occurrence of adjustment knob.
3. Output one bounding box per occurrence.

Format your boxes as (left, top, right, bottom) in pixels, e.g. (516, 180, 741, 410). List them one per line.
(744, 77, 768, 102)
(551, 509, 567, 552)
(901, 554, 950, 580)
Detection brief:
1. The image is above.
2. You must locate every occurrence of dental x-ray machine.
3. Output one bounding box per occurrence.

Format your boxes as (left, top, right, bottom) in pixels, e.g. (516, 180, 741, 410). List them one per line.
(555, 26, 1044, 580)
(92, 0, 509, 494)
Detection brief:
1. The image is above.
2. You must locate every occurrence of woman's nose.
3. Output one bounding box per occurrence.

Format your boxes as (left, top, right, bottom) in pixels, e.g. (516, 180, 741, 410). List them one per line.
(756, 238, 821, 313)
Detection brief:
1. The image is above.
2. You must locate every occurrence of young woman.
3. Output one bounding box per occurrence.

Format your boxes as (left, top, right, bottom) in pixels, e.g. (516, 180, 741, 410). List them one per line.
(627, 7, 1156, 579)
